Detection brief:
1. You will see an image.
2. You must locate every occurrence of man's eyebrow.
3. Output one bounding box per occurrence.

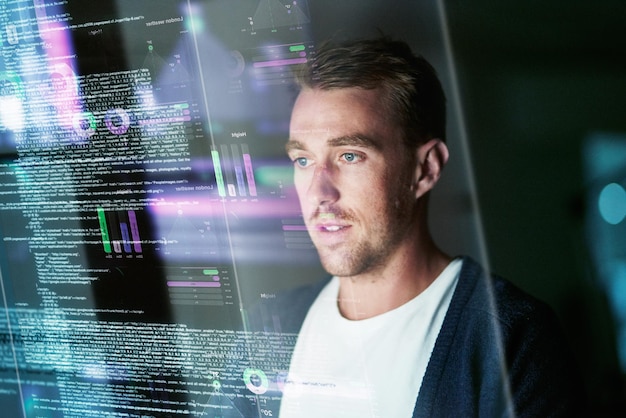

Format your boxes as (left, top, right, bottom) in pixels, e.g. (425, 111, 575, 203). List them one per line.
(328, 135, 382, 150)
(285, 139, 306, 154)
(285, 134, 382, 154)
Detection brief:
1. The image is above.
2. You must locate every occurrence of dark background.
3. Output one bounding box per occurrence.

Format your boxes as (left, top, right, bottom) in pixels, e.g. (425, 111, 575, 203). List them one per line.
(445, 0, 626, 415)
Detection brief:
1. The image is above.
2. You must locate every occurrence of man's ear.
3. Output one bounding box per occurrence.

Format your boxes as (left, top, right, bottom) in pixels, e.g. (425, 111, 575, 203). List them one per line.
(413, 139, 449, 199)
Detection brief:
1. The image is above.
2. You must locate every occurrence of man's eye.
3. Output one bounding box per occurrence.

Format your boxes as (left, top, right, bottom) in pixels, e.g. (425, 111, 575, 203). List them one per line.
(294, 157, 309, 167)
(341, 152, 360, 163)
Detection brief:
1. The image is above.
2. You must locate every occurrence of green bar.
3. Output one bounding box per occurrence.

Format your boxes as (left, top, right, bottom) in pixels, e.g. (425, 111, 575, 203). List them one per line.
(203, 269, 219, 276)
(211, 150, 226, 197)
(173, 103, 189, 109)
(289, 44, 305, 52)
(97, 208, 112, 253)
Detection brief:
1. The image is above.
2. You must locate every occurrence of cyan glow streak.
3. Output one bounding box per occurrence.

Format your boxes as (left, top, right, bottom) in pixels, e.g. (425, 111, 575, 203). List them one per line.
(608, 262, 626, 371)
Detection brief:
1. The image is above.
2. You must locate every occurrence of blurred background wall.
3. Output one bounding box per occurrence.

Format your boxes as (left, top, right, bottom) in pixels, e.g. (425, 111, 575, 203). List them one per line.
(444, 0, 626, 415)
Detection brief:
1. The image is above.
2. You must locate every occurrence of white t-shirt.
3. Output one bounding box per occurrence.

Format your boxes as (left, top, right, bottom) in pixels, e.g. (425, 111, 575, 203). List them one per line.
(279, 258, 462, 418)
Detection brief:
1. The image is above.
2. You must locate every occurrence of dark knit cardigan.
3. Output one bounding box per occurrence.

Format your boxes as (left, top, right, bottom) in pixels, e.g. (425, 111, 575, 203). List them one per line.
(244, 257, 586, 417)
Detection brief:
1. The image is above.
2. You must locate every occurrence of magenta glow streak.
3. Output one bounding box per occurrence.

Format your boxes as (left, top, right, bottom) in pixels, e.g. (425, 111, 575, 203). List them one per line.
(282, 225, 308, 231)
(147, 195, 301, 218)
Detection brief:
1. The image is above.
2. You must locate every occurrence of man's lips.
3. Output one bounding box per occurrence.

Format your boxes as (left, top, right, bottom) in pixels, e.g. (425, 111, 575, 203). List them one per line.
(308, 211, 354, 233)
(316, 224, 350, 232)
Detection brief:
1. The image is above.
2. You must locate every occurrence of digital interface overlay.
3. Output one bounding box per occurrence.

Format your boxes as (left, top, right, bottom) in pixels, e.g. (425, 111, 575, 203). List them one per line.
(0, 1, 318, 416)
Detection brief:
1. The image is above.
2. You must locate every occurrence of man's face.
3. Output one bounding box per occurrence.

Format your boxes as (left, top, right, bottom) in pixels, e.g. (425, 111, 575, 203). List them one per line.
(286, 87, 419, 278)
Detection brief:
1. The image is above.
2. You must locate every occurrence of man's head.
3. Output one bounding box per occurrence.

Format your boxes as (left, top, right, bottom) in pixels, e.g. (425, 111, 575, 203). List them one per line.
(286, 37, 449, 278)
(294, 37, 446, 148)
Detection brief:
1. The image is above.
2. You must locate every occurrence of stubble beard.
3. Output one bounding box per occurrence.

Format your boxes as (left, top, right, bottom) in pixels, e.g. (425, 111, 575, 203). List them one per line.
(317, 235, 379, 278)
(311, 189, 415, 279)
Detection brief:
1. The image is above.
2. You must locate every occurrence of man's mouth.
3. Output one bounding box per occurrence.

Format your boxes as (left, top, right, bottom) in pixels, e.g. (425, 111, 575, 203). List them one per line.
(310, 211, 353, 233)
(319, 225, 345, 232)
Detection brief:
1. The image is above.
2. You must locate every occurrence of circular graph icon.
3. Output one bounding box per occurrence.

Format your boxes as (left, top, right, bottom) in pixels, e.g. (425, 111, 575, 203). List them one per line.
(49, 62, 78, 98)
(212, 379, 221, 392)
(105, 108, 131, 135)
(72, 112, 97, 137)
(243, 368, 269, 395)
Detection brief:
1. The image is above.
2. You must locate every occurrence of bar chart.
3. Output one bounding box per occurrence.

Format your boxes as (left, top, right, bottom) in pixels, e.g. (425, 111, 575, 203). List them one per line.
(211, 143, 258, 198)
(165, 266, 233, 306)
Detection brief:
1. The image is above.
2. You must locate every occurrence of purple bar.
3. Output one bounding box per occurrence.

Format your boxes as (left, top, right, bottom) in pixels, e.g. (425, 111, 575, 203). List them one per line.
(167, 281, 222, 288)
(120, 222, 132, 253)
(235, 166, 247, 196)
(253, 57, 307, 68)
(128, 210, 142, 253)
(282, 225, 308, 231)
(242, 154, 257, 196)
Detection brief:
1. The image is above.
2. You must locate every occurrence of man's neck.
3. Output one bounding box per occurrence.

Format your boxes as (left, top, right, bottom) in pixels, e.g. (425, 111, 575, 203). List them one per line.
(336, 242, 452, 321)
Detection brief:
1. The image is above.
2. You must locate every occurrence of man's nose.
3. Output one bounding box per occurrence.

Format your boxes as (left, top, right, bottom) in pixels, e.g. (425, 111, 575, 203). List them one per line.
(306, 165, 339, 206)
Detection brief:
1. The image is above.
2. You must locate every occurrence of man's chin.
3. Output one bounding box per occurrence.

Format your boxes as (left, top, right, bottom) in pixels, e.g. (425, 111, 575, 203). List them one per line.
(319, 256, 361, 278)
(314, 242, 370, 277)
(318, 257, 348, 277)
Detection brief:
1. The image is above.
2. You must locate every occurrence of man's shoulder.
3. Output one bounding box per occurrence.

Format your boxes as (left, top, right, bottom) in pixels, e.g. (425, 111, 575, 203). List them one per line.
(418, 257, 586, 417)
(455, 256, 557, 330)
